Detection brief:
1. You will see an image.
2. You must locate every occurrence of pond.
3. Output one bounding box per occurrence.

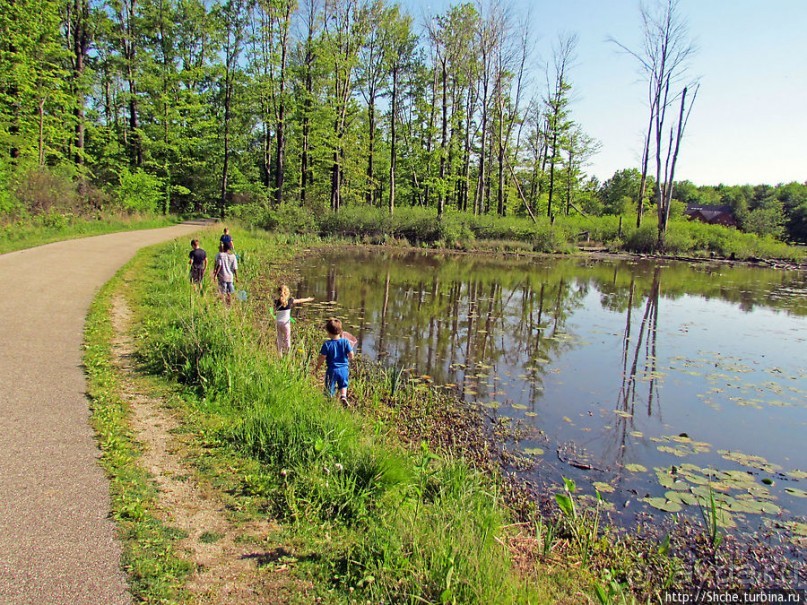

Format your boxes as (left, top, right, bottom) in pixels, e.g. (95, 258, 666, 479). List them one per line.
(287, 248, 807, 539)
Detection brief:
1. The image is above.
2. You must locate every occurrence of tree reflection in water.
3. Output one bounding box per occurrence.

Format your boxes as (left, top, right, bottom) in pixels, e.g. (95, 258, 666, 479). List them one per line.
(289, 249, 807, 526)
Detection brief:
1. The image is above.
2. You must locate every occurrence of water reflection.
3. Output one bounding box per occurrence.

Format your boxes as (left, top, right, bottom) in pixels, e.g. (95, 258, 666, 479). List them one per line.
(290, 249, 807, 527)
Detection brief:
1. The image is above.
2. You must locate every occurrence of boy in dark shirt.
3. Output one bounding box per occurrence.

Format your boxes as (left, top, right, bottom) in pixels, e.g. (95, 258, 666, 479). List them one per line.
(219, 228, 233, 251)
(188, 239, 207, 290)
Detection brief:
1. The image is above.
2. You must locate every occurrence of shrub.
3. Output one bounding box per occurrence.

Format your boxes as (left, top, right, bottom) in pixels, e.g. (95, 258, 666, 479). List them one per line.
(13, 166, 82, 215)
(319, 205, 386, 238)
(532, 225, 571, 253)
(0, 158, 19, 216)
(227, 202, 274, 230)
(117, 168, 165, 213)
(625, 224, 659, 253)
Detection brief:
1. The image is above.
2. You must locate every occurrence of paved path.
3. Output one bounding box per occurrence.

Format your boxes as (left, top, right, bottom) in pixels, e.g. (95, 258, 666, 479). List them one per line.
(0, 224, 201, 604)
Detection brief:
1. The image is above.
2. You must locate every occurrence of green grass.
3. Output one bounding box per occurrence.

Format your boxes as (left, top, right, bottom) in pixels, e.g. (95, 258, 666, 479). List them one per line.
(84, 268, 192, 604)
(127, 230, 595, 603)
(0, 211, 179, 255)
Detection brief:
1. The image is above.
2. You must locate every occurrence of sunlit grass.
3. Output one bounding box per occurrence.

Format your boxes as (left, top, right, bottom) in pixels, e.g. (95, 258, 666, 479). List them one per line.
(0, 211, 178, 255)
(130, 230, 594, 603)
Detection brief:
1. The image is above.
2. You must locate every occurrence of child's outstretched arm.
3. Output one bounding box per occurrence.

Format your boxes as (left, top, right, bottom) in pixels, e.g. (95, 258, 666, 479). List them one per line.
(296, 296, 315, 304)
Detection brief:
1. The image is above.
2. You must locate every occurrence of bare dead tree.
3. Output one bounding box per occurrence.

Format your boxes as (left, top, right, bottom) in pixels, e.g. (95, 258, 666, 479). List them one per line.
(611, 0, 698, 238)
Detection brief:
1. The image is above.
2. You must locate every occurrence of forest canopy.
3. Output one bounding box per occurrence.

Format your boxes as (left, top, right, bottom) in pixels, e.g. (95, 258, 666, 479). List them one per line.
(1, 0, 805, 243)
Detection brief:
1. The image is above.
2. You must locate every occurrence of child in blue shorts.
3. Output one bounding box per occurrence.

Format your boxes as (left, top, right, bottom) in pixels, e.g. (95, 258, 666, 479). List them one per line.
(314, 318, 355, 405)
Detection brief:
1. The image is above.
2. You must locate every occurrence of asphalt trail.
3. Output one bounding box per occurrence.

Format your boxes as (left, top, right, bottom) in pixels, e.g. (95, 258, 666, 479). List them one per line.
(0, 225, 199, 604)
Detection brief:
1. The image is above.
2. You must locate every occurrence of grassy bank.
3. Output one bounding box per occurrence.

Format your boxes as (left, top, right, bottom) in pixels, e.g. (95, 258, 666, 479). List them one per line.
(109, 230, 601, 603)
(0, 212, 178, 255)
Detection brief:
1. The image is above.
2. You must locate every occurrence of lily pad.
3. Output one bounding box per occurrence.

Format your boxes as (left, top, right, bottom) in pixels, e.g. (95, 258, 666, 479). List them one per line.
(613, 410, 633, 418)
(642, 497, 682, 513)
(593, 481, 615, 494)
(716, 512, 737, 529)
(625, 463, 647, 473)
(657, 445, 690, 457)
(670, 491, 700, 506)
(760, 502, 782, 514)
(717, 449, 782, 473)
(523, 447, 544, 456)
(787, 469, 807, 480)
(784, 487, 807, 499)
(787, 521, 807, 537)
(654, 434, 711, 456)
(728, 500, 763, 515)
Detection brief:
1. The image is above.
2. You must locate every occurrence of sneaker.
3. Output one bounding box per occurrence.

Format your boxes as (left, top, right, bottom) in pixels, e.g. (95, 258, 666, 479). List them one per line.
(340, 396, 349, 406)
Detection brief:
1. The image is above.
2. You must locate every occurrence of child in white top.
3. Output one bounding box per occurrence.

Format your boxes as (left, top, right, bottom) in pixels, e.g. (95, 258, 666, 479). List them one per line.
(274, 284, 313, 355)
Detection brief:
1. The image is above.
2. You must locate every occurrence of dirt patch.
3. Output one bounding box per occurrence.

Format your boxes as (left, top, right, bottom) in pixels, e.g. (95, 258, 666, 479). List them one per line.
(110, 297, 312, 604)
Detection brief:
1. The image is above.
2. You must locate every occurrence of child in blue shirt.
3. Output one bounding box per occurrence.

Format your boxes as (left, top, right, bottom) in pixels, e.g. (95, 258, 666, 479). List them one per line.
(314, 318, 355, 405)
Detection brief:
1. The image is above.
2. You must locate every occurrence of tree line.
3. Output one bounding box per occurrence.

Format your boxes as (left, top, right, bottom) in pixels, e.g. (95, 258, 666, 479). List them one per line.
(1, 0, 805, 244)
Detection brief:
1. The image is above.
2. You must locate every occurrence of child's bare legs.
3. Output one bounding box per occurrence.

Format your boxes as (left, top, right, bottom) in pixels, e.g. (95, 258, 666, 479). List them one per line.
(276, 321, 291, 355)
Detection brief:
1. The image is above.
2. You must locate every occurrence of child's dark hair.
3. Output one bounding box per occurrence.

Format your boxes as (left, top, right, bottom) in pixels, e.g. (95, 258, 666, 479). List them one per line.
(191, 239, 199, 247)
(325, 318, 343, 336)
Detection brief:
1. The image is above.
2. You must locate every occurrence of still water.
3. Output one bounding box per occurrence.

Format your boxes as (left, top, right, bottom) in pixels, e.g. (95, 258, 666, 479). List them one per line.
(289, 248, 807, 533)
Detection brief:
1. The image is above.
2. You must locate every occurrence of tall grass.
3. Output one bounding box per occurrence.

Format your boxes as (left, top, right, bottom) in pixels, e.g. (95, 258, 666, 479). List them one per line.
(131, 232, 589, 603)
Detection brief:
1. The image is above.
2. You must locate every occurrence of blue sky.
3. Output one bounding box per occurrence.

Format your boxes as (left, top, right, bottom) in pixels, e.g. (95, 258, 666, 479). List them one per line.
(400, 0, 807, 186)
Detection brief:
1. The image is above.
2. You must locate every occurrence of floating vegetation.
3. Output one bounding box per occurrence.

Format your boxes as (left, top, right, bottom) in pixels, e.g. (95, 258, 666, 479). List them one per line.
(592, 481, 615, 493)
(625, 463, 647, 473)
(613, 410, 632, 418)
(784, 487, 807, 498)
(648, 463, 789, 524)
(717, 449, 783, 473)
(523, 447, 544, 456)
(642, 497, 682, 512)
(651, 434, 711, 457)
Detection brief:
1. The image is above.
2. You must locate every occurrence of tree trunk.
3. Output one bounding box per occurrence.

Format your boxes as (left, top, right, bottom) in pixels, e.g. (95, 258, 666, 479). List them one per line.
(38, 98, 45, 166)
(71, 0, 90, 168)
(366, 99, 376, 205)
(438, 60, 448, 218)
(300, 50, 313, 204)
(547, 129, 557, 218)
(273, 3, 291, 207)
(389, 67, 398, 216)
